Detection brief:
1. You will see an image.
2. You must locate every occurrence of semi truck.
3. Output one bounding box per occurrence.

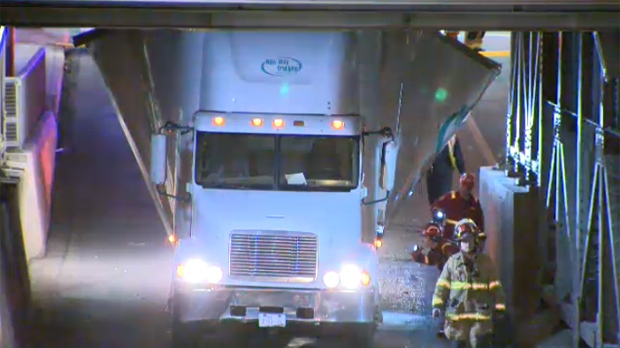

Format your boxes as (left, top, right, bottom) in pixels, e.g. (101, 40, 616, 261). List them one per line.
(79, 29, 500, 347)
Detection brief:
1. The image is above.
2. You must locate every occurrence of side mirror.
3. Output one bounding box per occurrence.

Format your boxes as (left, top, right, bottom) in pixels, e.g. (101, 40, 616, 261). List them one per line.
(150, 134, 167, 185)
(375, 226, 384, 248)
(379, 140, 398, 191)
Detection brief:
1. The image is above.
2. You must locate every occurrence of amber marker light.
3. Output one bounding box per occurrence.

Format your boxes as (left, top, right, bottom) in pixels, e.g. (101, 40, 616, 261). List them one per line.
(272, 118, 285, 128)
(374, 239, 383, 248)
(251, 118, 264, 127)
(212, 117, 225, 126)
(361, 271, 371, 286)
(168, 234, 179, 246)
(331, 120, 345, 130)
(176, 264, 185, 278)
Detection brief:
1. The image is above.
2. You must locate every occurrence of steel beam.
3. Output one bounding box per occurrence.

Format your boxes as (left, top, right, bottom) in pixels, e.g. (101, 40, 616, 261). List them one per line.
(1, 5, 619, 29)
(509, 30, 620, 346)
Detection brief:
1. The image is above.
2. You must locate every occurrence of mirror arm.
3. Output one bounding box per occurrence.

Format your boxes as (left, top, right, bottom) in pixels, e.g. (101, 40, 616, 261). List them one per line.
(361, 190, 390, 206)
(159, 121, 193, 135)
(362, 126, 393, 140)
(155, 184, 192, 204)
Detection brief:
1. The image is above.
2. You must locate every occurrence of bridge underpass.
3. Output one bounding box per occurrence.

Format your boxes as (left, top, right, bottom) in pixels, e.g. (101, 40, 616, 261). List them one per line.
(1, 2, 619, 348)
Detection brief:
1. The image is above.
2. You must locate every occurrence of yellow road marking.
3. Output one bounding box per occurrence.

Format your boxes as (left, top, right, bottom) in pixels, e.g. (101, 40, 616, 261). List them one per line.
(481, 50, 510, 58)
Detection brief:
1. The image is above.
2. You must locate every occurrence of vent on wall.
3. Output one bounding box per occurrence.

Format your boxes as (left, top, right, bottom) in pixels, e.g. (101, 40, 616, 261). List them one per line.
(3, 78, 21, 149)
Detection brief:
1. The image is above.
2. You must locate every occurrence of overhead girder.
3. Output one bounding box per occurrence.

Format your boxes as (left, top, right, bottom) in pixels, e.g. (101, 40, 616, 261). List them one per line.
(1, 0, 619, 29)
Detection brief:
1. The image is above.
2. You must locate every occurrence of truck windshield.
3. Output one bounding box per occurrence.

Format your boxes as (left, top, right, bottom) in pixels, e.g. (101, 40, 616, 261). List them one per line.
(194, 132, 359, 191)
(279, 135, 359, 191)
(194, 132, 276, 189)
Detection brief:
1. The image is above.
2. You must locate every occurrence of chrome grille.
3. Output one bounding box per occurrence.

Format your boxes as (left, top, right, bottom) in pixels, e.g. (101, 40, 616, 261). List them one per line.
(229, 231, 318, 282)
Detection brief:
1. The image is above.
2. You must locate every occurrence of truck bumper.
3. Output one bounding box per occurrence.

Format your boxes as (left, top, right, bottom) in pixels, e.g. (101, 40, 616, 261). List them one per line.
(172, 284, 376, 324)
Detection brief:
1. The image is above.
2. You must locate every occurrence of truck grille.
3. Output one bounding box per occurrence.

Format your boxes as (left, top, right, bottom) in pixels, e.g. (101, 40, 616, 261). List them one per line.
(229, 231, 318, 282)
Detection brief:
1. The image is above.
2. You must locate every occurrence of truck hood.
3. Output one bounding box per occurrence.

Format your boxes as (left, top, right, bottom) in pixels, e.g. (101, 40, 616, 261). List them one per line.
(178, 188, 377, 288)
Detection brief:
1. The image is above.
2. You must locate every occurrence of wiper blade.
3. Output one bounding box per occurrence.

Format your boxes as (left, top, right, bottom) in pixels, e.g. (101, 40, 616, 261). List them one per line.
(281, 185, 348, 192)
(201, 182, 252, 189)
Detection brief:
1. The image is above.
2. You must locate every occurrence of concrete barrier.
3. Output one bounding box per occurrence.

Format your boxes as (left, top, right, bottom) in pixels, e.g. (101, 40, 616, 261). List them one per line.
(479, 166, 560, 347)
(16, 112, 58, 261)
(4, 38, 66, 262)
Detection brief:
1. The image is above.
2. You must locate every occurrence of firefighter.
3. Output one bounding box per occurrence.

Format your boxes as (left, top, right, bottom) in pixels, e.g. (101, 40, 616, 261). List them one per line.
(464, 32, 486, 52)
(431, 173, 484, 241)
(411, 222, 459, 271)
(432, 220, 506, 347)
(426, 135, 466, 206)
(443, 31, 486, 52)
(411, 221, 460, 337)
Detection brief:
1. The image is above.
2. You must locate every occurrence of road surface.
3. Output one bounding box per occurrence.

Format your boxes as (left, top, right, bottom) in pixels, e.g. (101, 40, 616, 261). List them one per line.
(27, 31, 509, 348)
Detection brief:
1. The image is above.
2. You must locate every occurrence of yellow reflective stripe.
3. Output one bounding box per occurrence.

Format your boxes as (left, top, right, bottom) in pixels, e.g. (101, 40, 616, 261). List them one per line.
(432, 297, 444, 306)
(446, 313, 492, 321)
(451, 192, 456, 200)
(489, 280, 502, 289)
(450, 281, 489, 290)
(448, 141, 458, 169)
(446, 219, 458, 225)
(424, 255, 430, 264)
(437, 279, 451, 289)
(495, 303, 506, 311)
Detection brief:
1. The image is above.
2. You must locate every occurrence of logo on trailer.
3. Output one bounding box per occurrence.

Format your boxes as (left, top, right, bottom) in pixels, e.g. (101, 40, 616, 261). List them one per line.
(435, 105, 471, 153)
(261, 57, 302, 76)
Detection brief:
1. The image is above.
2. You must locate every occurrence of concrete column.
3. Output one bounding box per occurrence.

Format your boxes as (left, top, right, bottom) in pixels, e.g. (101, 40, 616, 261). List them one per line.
(479, 166, 556, 346)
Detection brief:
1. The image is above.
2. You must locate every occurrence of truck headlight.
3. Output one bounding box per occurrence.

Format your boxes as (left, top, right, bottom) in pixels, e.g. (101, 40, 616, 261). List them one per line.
(340, 264, 371, 289)
(323, 271, 340, 288)
(176, 259, 223, 284)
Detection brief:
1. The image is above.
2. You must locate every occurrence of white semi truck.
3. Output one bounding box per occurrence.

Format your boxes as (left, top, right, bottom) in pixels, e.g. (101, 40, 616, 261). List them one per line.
(150, 32, 394, 347)
(80, 29, 499, 347)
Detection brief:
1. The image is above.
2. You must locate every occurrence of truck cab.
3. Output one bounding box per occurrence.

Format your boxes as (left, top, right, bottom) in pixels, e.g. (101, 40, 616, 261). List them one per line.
(151, 110, 392, 347)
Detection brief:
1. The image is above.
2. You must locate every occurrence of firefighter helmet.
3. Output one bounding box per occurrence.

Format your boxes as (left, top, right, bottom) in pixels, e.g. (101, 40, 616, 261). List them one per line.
(422, 222, 443, 243)
(453, 218, 479, 241)
(459, 173, 475, 191)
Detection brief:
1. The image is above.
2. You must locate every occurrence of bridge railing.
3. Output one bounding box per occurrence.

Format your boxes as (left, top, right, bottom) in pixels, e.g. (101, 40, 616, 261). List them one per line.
(505, 31, 620, 347)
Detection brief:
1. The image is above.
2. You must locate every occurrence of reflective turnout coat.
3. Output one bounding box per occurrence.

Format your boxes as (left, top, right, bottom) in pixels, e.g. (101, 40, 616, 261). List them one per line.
(432, 191, 485, 241)
(432, 252, 506, 343)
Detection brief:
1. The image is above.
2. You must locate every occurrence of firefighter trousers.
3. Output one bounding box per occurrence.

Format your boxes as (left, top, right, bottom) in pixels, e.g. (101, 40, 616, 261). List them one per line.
(426, 169, 453, 205)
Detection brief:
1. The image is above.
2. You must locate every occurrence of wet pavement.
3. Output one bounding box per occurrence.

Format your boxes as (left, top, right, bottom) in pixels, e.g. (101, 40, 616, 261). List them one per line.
(26, 32, 509, 348)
